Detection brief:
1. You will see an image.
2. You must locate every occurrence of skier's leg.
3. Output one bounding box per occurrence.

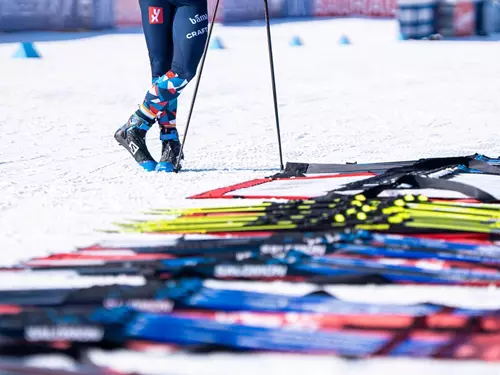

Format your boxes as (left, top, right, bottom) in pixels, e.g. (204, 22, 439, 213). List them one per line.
(140, 0, 176, 129)
(145, 3, 176, 131)
(170, 0, 209, 82)
(150, 0, 209, 171)
(114, 0, 175, 171)
(157, 98, 178, 129)
(156, 0, 207, 126)
(139, 0, 208, 121)
(142, 0, 175, 81)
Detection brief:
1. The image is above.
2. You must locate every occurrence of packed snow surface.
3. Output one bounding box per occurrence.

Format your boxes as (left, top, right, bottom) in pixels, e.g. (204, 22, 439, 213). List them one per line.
(1, 18, 500, 373)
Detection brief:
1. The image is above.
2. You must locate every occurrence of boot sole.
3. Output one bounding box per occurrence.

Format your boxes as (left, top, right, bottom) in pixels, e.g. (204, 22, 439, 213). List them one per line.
(156, 161, 181, 172)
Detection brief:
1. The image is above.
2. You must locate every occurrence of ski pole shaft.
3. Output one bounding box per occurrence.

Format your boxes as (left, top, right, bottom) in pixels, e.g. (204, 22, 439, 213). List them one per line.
(174, 0, 221, 172)
(263, 0, 284, 171)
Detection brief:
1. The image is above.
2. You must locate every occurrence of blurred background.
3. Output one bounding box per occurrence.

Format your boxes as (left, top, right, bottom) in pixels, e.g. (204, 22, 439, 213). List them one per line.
(1, 0, 499, 40)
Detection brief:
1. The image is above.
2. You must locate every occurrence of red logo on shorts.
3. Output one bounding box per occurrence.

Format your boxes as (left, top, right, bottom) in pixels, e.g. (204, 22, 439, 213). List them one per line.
(149, 7, 164, 24)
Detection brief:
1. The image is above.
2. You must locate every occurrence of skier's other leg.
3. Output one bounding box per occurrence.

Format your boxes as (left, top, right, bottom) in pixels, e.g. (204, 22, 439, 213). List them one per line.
(144, 0, 175, 81)
(156, 99, 181, 172)
(144, 0, 209, 172)
(114, 0, 175, 171)
(157, 99, 177, 129)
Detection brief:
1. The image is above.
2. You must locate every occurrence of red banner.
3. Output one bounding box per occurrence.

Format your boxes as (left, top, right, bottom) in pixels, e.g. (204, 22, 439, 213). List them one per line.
(114, 0, 141, 27)
(454, 2, 476, 36)
(312, 0, 396, 17)
(208, 0, 225, 22)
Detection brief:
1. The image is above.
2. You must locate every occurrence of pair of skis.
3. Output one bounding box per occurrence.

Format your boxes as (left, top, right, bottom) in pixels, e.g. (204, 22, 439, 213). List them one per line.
(7, 227, 500, 286)
(0, 281, 499, 360)
(111, 194, 500, 236)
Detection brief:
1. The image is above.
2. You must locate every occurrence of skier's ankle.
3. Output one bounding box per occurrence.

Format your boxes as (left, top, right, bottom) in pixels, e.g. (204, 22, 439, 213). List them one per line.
(160, 127, 179, 141)
(131, 110, 155, 132)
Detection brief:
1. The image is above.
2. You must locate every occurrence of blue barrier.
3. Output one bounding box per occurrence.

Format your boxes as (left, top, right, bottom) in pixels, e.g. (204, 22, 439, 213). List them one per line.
(396, 0, 438, 39)
(221, 0, 314, 24)
(495, 1, 500, 31)
(282, 0, 313, 18)
(222, 0, 265, 23)
(92, 0, 114, 29)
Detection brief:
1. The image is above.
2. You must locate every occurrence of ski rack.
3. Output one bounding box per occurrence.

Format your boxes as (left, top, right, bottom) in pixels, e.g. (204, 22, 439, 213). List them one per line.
(4, 154, 500, 363)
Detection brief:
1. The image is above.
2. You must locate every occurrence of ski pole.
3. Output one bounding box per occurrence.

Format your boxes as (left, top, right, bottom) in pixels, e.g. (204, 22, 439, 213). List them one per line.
(174, 0, 221, 172)
(263, 0, 284, 171)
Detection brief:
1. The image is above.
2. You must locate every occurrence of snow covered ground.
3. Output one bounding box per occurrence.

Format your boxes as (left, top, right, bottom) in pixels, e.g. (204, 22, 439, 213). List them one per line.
(1, 17, 500, 372)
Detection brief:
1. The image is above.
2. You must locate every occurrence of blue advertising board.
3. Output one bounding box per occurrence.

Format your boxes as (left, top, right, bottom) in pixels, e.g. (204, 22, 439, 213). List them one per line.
(282, 0, 313, 18)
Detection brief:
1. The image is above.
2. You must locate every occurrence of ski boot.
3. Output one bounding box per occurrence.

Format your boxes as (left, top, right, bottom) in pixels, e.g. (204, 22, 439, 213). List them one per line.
(114, 112, 157, 172)
(156, 128, 183, 172)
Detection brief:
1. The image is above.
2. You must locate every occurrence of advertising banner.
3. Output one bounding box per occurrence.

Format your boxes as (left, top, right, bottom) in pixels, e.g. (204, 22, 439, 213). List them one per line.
(113, 0, 141, 26)
(454, 1, 475, 35)
(92, 0, 114, 29)
(312, 0, 396, 17)
(0, 0, 113, 31)
(1, 0, 483, 37)
(282, 0, 314, 17)
(222, 0, 265, 22)
(207, 0, 225, 22)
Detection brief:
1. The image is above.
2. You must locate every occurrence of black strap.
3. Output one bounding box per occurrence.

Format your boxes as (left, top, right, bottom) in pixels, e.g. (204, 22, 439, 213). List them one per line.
(270, 162, 308, 178)
(272, 155, 500, 179)
(467, 158, 500, 175)
(362, 174, 497, 201)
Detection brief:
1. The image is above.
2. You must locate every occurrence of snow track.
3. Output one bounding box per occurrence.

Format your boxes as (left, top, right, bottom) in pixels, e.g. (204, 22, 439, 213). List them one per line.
(1, 18, 500, 372)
